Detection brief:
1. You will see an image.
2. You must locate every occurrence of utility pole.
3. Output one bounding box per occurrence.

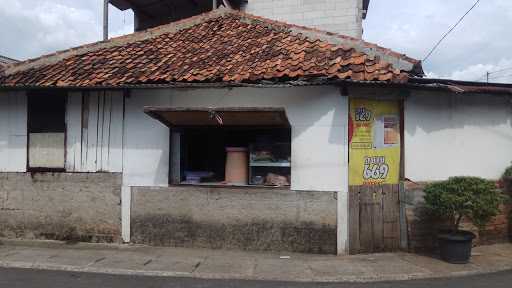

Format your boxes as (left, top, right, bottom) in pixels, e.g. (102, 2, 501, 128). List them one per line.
(486, 71, 490, 83)
(103, 0, 109, 41)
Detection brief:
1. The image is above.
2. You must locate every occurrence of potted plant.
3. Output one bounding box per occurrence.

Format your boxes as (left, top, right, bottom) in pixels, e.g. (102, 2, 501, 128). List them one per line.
(424, 176, 504, 264)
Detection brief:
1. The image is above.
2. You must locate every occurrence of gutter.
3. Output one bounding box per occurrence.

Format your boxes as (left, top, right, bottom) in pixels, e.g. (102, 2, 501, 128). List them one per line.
(1, 78, 511, 95)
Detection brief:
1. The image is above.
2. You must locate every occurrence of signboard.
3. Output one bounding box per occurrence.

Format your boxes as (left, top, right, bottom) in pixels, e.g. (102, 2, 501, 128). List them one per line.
(349, 99, 401, 186)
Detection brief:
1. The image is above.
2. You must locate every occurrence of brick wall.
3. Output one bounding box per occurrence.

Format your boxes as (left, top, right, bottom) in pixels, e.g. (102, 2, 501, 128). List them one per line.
(0, 173, 122, 243)
(404, 181, 511, 253)
(244, 0, 364, 38)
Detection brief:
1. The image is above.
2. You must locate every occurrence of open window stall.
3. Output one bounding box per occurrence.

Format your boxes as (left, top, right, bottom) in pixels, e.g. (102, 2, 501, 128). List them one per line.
(144, 107, 292, 187)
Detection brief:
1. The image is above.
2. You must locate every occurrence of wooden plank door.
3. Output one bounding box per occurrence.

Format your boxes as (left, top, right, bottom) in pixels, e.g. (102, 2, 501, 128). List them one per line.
(349, 184, 400, 254)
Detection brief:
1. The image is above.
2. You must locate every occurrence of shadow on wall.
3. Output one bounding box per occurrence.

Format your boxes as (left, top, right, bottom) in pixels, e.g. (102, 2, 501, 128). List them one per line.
(404, 91, 512, 181)
(405, 91, 512, 136)
(167, 86, 346, 143)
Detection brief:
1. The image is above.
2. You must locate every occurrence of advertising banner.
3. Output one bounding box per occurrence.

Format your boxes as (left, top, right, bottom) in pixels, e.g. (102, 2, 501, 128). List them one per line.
(349, 99, 401, 186)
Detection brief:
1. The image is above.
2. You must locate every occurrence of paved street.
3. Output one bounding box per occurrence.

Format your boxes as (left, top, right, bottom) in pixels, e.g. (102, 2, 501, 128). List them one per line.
(1, 267, 512, 288)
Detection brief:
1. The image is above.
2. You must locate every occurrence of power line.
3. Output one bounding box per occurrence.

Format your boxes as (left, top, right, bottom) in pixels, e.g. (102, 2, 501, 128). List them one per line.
(473, 66, 512, 82)
(487, 66, 512, 75)
(488, 73, 512, 80)
(423, 0, 481, 62)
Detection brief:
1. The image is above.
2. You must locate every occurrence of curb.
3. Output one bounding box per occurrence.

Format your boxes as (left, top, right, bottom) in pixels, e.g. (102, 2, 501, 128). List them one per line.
(1, 240, 511, 283)
(0, 260, 511, 283)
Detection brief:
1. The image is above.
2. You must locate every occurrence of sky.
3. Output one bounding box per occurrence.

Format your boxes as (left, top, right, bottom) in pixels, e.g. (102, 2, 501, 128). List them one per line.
(0, 0, 511, 83)
(364, 0, 512, 83)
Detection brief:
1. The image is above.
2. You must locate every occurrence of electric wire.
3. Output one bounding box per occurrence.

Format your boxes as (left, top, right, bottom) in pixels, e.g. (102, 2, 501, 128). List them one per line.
(423, 0, 481, 62)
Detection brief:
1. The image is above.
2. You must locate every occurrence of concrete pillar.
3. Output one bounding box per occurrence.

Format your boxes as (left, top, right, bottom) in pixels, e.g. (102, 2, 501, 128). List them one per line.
(121, 185, 131, 242)
(337, 92, 350, 255)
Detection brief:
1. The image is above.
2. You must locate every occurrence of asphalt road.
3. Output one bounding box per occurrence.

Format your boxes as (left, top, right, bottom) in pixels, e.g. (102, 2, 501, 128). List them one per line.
(1, 268, 512, 288)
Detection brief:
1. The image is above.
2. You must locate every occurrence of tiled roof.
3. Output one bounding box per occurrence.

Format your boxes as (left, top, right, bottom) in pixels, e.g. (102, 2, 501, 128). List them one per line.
(0, 56, 18, 76)
(0, 9, 421, 88)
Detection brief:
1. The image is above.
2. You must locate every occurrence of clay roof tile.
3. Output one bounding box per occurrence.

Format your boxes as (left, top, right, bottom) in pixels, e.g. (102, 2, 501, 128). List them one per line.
(0, 9, 420, 87)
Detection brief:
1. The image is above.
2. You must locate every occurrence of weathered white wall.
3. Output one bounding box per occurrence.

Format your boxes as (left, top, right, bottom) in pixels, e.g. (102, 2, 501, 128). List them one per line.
(405, 92, 512, 181)
(122, 91, 171, 187)
(124, 86, 349, 192)
(122, 86, 349, 251)
(66, 91, 124, 172)
(28, 133, 65, 168)
(0, 91, 27, 172)
(243, 0, 364, 38)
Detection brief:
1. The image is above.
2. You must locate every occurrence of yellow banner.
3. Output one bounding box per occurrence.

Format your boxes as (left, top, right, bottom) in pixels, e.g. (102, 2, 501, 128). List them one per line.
(349, 99, 401, 186)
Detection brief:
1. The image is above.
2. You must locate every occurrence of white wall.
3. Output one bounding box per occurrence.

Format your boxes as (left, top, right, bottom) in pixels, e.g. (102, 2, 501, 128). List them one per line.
(66, 91, 124, 172)
(0, 91, 27, 172)
(405, 92, 512, 181)
(122, 91, 171, 187)
(124, 86, 349, 192)
(243, 0, 364, 38)
(121, 86, 348, 247)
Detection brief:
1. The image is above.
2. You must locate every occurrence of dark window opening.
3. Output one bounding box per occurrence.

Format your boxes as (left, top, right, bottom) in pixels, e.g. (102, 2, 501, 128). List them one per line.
(28, 92, 66, 133)
(27, 91, 66, 170)
(174, 127, 291, 187)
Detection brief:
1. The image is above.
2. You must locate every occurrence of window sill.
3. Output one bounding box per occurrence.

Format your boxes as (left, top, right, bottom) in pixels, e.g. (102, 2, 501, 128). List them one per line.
(169, 183, 291, 190)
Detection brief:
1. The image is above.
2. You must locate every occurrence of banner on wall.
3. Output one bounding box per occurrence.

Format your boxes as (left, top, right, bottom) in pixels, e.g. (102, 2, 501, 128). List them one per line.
(348, 99, 401, 186)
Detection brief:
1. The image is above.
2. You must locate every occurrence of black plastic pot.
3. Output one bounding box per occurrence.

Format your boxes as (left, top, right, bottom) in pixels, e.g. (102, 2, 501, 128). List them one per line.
(438, 230, 476, 264)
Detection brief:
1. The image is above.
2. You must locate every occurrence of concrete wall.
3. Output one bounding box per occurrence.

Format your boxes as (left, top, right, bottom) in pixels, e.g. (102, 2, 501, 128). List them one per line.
(0, 91, 27, 172)
(131, 186, 337, 254)
(0, 173, 122, 242)
(404, 92, 512, 181)
(243, 0, 364, 38)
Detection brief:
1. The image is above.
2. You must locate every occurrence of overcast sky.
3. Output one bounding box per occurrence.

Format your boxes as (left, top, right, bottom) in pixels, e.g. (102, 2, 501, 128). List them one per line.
(1, 0, 511, 83)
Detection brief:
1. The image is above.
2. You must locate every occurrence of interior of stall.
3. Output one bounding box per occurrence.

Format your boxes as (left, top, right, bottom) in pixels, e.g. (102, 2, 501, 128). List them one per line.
(176, 127, 291, 187)
(144, 107, 292, 188)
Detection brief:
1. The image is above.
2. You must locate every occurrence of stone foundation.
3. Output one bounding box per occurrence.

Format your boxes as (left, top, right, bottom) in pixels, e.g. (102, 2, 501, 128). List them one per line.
(131, 186, 337, 254)
(0, 173, 122, 243)
(404, 181, 511, 253)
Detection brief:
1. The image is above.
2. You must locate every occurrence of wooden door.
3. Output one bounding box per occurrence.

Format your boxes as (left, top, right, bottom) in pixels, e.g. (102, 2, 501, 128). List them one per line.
(349, 184, 400, 254)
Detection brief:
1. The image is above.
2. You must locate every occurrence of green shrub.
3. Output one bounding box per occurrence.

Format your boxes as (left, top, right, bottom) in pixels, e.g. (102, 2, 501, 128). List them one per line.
(503, 163, 512, 178)
(424, 176, 504, 232)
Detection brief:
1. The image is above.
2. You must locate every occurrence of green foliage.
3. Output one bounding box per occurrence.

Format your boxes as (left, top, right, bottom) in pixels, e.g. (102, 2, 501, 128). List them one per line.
(424, 176, 504, 232)
(503, 163, 512, 178)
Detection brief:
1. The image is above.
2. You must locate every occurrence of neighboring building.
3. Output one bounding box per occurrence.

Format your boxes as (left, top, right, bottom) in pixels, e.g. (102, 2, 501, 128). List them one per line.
(109, 0, 368, 38)
(0, 8, 511, 255)
(244, 0, 369, 38)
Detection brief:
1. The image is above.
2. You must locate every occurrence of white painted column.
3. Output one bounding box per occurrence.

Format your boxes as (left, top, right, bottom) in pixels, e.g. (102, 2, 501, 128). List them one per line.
(121, 185, 131, 243)
(338, 92, 350, 255)
(337, 190, 349, 255)
(337, 114, 350, 255)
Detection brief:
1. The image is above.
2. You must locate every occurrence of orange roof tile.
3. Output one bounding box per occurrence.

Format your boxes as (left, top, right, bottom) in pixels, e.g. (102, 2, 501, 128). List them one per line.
(0, 9, 421, 88)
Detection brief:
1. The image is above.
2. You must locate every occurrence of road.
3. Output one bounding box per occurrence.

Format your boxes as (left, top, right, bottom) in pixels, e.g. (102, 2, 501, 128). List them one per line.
(1, 268, 511, 288)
